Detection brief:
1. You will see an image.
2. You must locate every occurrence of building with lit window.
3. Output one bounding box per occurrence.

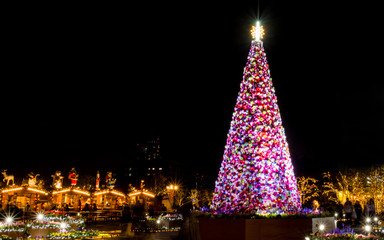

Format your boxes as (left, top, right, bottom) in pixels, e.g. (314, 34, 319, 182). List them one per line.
(122, 137, 166, 189)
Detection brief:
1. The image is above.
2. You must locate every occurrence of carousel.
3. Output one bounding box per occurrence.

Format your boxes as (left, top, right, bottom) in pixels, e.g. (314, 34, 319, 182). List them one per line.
(93, 171, 125, 209)
(0, 171, 49, 212)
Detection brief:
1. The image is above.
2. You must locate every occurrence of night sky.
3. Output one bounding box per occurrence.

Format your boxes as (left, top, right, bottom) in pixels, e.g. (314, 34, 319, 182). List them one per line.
(3, 2, 383, 187)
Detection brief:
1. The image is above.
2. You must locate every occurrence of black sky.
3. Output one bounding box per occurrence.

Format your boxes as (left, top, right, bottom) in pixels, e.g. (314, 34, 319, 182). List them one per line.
(3, 2, 384, 185)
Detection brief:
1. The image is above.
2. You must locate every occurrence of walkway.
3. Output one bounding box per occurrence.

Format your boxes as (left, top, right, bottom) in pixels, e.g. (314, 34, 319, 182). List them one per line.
(88, 222, 179, 240)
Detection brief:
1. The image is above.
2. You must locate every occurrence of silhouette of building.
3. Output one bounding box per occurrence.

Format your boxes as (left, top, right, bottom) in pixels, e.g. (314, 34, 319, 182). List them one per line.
(123, 137, 165, 188)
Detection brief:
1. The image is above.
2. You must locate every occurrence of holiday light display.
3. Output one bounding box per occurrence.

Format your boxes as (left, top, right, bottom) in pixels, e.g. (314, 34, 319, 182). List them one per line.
(211, 21, 301, 214)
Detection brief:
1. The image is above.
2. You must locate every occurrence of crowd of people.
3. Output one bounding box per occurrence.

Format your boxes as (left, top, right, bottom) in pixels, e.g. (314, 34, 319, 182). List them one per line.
(340, 198, 377, 226)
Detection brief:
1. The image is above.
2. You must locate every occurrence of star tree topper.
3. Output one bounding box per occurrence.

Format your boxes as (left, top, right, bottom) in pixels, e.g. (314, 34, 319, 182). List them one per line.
(251, 21, 265, 41)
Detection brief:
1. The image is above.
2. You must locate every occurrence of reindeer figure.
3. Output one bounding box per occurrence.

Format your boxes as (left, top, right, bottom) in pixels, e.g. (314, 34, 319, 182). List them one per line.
(1, 170, 15, 186)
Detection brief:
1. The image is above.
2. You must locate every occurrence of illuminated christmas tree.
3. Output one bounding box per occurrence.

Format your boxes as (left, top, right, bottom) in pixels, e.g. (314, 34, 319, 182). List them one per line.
(211, 21, 301, 214)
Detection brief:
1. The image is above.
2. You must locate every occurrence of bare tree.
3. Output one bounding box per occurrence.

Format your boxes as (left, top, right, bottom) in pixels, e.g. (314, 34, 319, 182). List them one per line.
(296, 176, 319, 206)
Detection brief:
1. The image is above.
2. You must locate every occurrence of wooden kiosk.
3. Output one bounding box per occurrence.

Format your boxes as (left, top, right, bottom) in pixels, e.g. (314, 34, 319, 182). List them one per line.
(0, 185, 49, 211)
(52, 187, 90, 211)
(94, 189, 126, 209)
(128, 190, 155, 206)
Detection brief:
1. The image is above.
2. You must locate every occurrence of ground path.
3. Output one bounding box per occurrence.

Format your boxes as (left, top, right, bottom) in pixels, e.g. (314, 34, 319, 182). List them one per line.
(88, 222, 179, 240)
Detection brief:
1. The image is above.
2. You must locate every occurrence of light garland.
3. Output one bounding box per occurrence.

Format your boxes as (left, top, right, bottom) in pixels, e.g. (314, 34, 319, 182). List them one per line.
(94, 190, 109, 196)
(52, 188, 70, 195)
(128, 190, 155, 198)
(111, 190, 125, 197)
(142, 192, 155, 198)
(1, 187, 23, 193)
(95, 189, 126, 197)
(52, 188, 90, 196)
(27, 187, 48, 195)
(72, 189, 90, 196)
(211, 23, 301, 214)
(1, 187, 48, 195)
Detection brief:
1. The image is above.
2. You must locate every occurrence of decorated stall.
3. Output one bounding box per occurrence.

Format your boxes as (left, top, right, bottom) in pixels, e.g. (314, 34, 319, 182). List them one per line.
(127, 180, 155, 208)
(1, 172, 48, 212)
(1, 186, 49, 212)
(94, 189, 126, 210)
(50, 168, 91, 212)
(128, 189, 155, 207)
(52, 187, 90, 211)
(92, 171, 124, 209)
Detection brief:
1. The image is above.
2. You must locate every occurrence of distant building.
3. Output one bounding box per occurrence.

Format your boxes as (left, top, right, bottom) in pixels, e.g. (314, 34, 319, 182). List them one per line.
(124, 137, 165, 188)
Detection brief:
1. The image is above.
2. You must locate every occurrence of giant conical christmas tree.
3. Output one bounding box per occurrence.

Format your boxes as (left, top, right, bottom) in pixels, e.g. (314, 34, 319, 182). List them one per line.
(211, 21, 301, 214)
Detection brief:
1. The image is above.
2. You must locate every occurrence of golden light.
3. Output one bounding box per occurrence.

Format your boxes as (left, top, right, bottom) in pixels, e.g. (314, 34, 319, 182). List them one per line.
(94, 190, 109, 196)
(111, 190, 126, 197)
(167, 184, 178, 191)
(52, 188, 71, 195)
(27, 187, 48, 195)
(95, 189, 125, 197)
(52, 188, 89, 196)
(128, 190, 154, 198)
(142, 192, 155, 198)
(128, 192, 141, 197)
(2, 187, 23, 193)
(251, 21, 265, 41)
(73, 189, 90, 196)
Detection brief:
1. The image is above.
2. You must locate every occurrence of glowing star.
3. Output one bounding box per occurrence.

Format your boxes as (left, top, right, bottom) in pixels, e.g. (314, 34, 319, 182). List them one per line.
(60, 222, 68, 229)
(251, 21, 265, 41)
(37, 213, 44, 221)
(5, 216, 13, 224)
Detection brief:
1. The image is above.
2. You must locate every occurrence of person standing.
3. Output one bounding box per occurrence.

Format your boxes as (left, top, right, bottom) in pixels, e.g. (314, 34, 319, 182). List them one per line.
(354, 201, 363, 225)
(365, 198, 376, 217)
(343, 198, 353, 225)
(335, 202, 343, 220)
(78, 198, 82, 212)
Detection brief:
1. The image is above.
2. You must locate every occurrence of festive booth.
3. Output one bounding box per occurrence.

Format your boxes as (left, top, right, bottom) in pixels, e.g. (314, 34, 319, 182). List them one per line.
(94, 189, 126, 209)
(51, 168, 91, 211)
(0, 186, 48, 211)
(93, 171, 124, 209)
(128, 190, 155, 206)
(52, 187, 90, 211)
